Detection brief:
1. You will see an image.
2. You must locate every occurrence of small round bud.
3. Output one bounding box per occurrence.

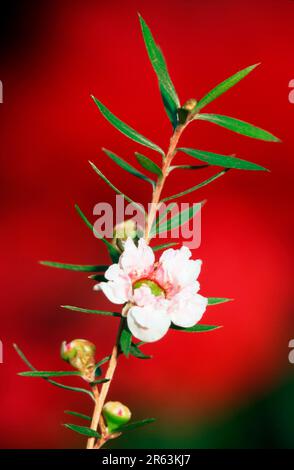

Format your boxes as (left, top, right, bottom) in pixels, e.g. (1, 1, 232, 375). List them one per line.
(61, 339, 96, 382)
(103, 401, 131, 433)
(182, 98, 197, 112)
(111, 219, 143, 253)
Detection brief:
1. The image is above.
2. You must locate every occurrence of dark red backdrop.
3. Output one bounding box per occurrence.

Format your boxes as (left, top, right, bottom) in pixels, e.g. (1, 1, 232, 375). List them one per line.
(0, 0, 293, 448)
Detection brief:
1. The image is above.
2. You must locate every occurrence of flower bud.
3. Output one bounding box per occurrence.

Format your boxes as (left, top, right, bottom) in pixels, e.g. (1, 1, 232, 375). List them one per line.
(103, 401, 131, 433)
(111, 219, 143, 253)
(61, 339, 96, 382)
(178, 98, 198, 124)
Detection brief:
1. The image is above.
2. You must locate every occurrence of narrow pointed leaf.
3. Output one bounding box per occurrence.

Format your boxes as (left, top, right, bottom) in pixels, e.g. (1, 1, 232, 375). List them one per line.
(130, 342, 152, 360)
(19, 371, 81, 378)
(89, 161, 145, 214)
(39, 261, 109, 272)
(91, 96, 165, 156)
(196, 63, 260, 112)
(151, 202, 176, 233)
(135, 153, 163, 176)
(64, 424, 100, 438)
(152, 242, 179, 252)
(161, 170, 229, 203)
(171, 324, 221, 332)
(14, 344, 94, 401)
(88, 274, 106, 281)
(102, 148, 155, 188)
(116, 418, 156, 433)
(75, 204, 119, 263)
(139, 15, 180, 127)
(120, 324, 132, 357)
(178, 147, 268, 171)
(196, 114, 280, 142)
(150, 202, 202, 237)
(61, 305, 122, 317)
(208, 297, 233, 306)
(64, 411, 91, 421)
(169, 164, 209, 172)
(90, 378, 110, 385)
(95, 355, 111, 371)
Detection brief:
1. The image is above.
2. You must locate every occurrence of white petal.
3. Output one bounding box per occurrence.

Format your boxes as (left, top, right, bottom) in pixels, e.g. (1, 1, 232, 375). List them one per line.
(132, 285, 155, 307)
(99, 264, 132, 304)
(169, 292, 208, 328)
(127, 304, 171, 342)
(157, 245, 202, 289)
(119, 237, 154, 279)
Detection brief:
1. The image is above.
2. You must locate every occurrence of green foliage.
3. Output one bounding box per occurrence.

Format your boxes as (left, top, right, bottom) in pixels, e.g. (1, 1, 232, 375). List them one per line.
(39, 261, 109, 272)
(139, 15, 180, 127)
(75, 204, 119, 263)
(102, 148, 155, 187)
(207, 297, 233, 305)
(63, 424, 100, 438)
(196, 63, 260, 112)
(135, 153, 163, 176)
(196, 114, 280, 142)
(119, 323, 133, 357)
(64, 411, 91, 421)
(116, 418, 156, 433)
(61, 305, 122, 317)
(150, 203, 202, 237)
(161, 170, 229, 202)
(171, 324, 221, 332)
(91, 96, 165, 156)
(19, 371, 81, 378)
(178, 147, 268, 171)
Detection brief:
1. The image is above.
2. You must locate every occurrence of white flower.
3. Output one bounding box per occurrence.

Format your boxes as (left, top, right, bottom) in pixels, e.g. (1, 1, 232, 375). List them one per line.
(96, 238, 208, 342)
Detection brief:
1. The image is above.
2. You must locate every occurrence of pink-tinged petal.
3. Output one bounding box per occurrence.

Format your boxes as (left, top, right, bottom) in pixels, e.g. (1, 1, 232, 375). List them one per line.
(157, 245, 202, 289)
(119, 237, 154, 279)
(132, 285, 155, 307)
(99, 264, 132, 304)
(127, 304, 171, 342)
(168, 292, 208, 328)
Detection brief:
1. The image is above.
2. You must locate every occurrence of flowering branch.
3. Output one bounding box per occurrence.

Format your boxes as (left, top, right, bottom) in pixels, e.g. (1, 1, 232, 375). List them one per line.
(15, 13, 279, 450)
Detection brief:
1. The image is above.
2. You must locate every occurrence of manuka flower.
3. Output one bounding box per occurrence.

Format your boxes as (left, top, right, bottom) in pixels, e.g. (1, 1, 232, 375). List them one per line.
(95, 238, 207, 342)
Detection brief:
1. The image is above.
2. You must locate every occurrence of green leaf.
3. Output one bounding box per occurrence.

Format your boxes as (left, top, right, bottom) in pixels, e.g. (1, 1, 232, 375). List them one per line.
(89, 161, 145, 215)
(102, 148, 155, 188)
(116, 418, 156, 433)
(19, 371, 81, 378)
(152, 242, 179, 252)
(64, 411, 91, 421)
(139, 15, 180, 127)
(135, 153, 163, 177)
(151, 202, 176, 234)
(170, 324, 221, 332)
(61, 305, 122, 317)
(63, 424, 100, 438)
(196, 114, 280, 142)
(196, 63, 260, 112)
(119, 324, 132, 357)
(150, 203, 202, 237)
(95, 355, 111, 371)
(169, 164, 209, 172)
(130, 342, 152, 360)
(13, 344, 94, 401)
(75, 204, 120, 263)
(177, 147, 269, 171)
(208, 297, 233, 306)
(39, 261, 109, 272)
(90, 378, 110, 385)
(161, 170, 229, 203)
(91, 96, 165, 156)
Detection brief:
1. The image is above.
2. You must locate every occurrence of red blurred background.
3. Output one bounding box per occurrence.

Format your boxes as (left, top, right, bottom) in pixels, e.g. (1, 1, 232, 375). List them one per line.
(1, 0, 294, 448)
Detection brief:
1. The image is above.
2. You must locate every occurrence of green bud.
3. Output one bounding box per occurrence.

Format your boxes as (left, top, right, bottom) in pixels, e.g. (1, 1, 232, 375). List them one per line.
(103, 401, 131, 433)
(61, 339, 96, 382)
(178, 98, 198, 124)
(111, 219, 143, 253)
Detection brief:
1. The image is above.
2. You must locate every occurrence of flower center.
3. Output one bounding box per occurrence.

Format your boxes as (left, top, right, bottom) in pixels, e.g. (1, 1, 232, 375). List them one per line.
(133, 278, 165, 297)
